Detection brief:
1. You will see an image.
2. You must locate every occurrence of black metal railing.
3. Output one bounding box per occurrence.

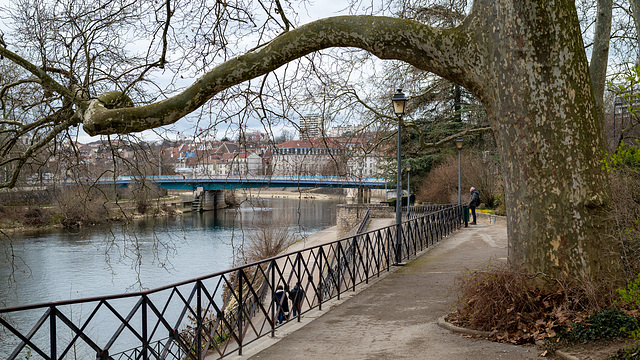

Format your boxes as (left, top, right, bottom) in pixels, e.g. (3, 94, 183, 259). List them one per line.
(0, 204, 463, 360)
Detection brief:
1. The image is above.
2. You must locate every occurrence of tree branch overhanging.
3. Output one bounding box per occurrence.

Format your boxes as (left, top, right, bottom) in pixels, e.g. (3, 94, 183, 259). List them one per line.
(80, 15, 482, 136)
(0, 45, 74, 101)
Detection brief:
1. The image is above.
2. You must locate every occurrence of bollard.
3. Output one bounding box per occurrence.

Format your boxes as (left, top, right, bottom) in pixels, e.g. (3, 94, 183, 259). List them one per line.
(463, 205, 469, 227)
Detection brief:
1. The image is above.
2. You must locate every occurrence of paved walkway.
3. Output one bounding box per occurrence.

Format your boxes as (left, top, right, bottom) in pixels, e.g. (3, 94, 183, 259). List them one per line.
(226, 216, 542, 360)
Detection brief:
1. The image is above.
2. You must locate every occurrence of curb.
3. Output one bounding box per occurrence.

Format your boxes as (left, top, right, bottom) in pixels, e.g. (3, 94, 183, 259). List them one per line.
(555, 350, 580, 360)
(438, 317, 579, 360)
(533, 341, 579, 360)
(436, 316, 491, 337)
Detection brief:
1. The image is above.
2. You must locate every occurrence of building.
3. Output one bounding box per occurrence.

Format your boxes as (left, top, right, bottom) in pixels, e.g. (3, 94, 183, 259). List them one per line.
(328, 125, 361, 138)
(271, 137, 382, 178)
(239, 131, 267, 144)
(299, 115, 323, 139)
(272, 138, 344, 176)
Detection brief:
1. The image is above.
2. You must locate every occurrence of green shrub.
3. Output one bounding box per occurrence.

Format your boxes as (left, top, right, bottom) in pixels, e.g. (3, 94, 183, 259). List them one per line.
(603, 140, 640, 173)
(563, 308, 639, 344)
(618, 273, 640, 310)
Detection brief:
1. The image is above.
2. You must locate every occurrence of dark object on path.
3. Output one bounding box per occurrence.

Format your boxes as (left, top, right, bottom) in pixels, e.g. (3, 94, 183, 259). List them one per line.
(274, 285, 290, 324)
(468, 187, 480, 225)
(289, 282, 305, 317)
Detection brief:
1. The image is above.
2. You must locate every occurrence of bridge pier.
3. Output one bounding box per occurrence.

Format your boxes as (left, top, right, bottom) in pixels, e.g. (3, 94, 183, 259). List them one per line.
(355, 188, 371, 203)
(193, 188, 226, 212)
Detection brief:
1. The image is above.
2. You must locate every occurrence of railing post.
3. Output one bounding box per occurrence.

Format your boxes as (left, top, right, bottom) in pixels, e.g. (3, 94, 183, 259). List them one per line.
(337, 241, 342, 300)
(386, 228, 391, 271)
(142, 297, 148, 360)
(412, 219, 417, 257)
(238, 269, 243, 356)
(377, 231, 381, 276)
(196, 281, 202, 360)
(296, 253, 302, 322)
(318, 247, 324, 311)
(50, 307, 56, 360)
(365, 234, 369, 284)
(270, 260, 276, 337)
(394, 218, 402, 265)
(352, 237, 357, 292)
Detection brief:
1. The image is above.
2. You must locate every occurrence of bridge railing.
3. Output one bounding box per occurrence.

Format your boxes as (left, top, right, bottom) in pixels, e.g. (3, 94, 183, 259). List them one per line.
(0, 205, 463, 360)
(94, 174, 388, 188)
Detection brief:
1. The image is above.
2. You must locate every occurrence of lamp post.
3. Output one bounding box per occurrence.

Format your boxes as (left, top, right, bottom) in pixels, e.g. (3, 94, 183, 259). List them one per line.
(406, 164, 411, 219)
(392, 89, 407, 265)
(406, 165, 411, 203)
(456, 137, 463, 204)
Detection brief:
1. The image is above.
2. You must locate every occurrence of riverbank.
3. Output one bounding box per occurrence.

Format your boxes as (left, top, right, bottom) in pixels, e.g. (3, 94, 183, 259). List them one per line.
(0, 188, 381, 233)
(0, 195, 184, 233)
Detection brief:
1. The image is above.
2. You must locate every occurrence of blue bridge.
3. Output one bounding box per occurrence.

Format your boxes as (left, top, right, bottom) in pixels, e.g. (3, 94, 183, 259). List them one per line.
(99, 175, 388, 191)
(94, 175, 388, 211)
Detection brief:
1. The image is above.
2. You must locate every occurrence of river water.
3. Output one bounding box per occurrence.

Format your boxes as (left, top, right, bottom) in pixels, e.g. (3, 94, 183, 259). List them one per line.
(0, 197, 341, 308)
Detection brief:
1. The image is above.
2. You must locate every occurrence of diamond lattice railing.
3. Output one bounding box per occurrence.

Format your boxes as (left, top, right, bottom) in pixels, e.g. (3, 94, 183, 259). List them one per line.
(0, 204, 462, 360)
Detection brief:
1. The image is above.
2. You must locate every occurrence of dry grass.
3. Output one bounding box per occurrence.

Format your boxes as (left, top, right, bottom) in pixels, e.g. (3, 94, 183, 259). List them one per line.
(448, 263, 613, 344)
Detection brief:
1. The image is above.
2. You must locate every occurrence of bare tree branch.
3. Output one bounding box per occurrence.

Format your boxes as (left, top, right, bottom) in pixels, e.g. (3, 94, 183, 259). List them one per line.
(81, 15, 481, 136)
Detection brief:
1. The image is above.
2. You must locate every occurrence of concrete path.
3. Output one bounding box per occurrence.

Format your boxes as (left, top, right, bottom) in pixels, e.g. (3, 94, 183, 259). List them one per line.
(226, 218, 543, 360)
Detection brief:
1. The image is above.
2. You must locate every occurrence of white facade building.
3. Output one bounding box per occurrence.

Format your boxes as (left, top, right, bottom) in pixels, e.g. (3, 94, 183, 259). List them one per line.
(299, 114, 323, 139)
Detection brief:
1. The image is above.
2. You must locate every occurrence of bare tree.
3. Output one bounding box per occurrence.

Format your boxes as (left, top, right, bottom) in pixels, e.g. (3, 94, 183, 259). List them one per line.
(1, 0, 639, 281)
(241, 213, 296, 264)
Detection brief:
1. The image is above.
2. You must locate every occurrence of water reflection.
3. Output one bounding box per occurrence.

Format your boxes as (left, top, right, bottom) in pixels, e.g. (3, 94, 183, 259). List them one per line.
(0, 197, 339, 308)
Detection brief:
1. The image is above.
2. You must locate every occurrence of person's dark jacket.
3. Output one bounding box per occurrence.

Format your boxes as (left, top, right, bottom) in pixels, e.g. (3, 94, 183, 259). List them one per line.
(289, 284, 304, 308)
(469, 189, 480, 208)
(275, 290, 289, 313)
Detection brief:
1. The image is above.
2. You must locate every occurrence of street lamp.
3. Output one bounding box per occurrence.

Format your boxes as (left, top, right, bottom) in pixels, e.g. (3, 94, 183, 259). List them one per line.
(392, 89, 407, 265)
(456, 137, 463, 205)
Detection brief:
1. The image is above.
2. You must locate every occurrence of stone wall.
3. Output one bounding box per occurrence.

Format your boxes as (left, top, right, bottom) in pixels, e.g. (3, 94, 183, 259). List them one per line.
(336, 204, 393, 237)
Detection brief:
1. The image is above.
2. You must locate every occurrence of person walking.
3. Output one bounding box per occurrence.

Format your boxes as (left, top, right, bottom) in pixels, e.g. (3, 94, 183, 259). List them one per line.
(289, 282, 305, 317)
(274, 285, 290, 324)
(468, 187, 480, 225)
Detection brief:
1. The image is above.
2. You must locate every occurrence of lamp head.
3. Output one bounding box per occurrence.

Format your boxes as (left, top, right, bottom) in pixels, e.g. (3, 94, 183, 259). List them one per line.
(455, 137, 463, 149)
(392, 89, 407, 115)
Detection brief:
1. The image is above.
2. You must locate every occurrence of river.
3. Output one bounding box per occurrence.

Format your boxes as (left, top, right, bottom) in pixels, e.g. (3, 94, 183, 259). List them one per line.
(0, 197, 341, 308)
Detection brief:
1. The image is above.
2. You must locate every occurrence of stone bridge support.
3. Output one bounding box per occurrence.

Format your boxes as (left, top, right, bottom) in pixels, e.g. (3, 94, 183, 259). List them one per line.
(194, 188, 226, 212)
(346, 187, 372, 203)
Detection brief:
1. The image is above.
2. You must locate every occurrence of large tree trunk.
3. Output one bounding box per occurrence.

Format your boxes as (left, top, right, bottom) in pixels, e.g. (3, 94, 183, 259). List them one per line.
(468, 0, 618, 280)
(71, 0, 620, 280)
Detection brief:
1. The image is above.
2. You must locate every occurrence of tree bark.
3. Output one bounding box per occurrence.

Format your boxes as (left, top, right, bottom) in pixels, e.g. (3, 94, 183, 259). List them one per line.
(630, 0, 640, 65)
(589, 0, 613, 141)
(590, 0, 613, 110)
(468, 0, 617, 280)
(76, 0, 619, 280)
